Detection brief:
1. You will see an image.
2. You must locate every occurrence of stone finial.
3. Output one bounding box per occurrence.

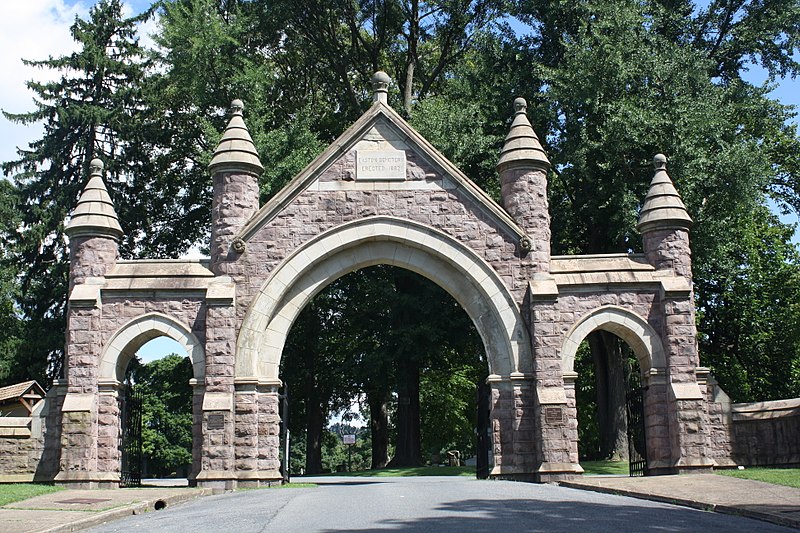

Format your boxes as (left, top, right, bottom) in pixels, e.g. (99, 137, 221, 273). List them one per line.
(497, 97, 550, 171)
(65, 157, 124, 241)
(636, 154, 693, 233)
(208, 99, 264, 175)
(372, 71, 391, 104)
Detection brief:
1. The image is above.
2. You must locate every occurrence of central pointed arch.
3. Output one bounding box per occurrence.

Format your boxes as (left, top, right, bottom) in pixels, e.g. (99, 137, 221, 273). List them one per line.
(236, 216, 529, 382)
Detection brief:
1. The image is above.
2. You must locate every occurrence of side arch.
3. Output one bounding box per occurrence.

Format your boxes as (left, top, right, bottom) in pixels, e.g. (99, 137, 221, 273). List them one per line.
(560, 305, 666, 375)
(237, 216, 530, 381)
(99, 312, 205, 382)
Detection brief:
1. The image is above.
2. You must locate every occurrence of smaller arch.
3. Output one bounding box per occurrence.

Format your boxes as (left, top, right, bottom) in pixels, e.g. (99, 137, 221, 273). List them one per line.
(560, 305, 665, 375)
(99, 312, 204, 382)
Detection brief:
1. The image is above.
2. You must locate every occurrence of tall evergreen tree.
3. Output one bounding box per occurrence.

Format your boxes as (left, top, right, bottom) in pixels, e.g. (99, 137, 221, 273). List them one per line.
(1, 0, 156, 383)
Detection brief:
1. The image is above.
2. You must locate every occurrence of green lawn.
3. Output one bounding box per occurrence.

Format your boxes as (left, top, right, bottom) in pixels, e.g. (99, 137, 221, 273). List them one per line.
(314, 466, 475, 477)
(580, 460, 629, 475)
(716, 467, 800, 489)
(0, 484, 63, 506)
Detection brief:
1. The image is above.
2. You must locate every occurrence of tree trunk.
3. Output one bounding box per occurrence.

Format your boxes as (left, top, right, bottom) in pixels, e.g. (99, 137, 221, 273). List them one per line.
(368, 389, 390, 469)
(305, 390, 324, 474)
(589, 331, 628, 460)
(389, 355, 422, 467)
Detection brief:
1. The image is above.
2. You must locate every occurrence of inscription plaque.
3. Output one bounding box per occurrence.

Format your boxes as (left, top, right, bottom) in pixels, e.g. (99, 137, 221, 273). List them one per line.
(544, 406, 564, 425)
(207, 413, 225, 430)
(356, 150, 406, 180)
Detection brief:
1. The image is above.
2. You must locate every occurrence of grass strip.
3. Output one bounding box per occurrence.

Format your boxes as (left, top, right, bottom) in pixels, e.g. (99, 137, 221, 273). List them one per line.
(0, 484, 64, 507)
(716, 467, 800, 489)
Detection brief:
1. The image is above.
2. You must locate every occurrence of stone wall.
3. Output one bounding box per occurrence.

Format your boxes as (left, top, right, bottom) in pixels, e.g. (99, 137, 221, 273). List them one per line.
(705, 380, 800, 466)
(0, 387, 63, 482)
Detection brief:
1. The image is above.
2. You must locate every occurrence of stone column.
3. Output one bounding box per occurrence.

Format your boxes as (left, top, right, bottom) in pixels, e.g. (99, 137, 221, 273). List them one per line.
(488, 378, 537, 480)
(208, 99, 263, 278)
(497, 98, 552, 274)
(527, 285, 583, 481)
(196, 296, 237, 489)
(637, 154, 713, 473)
(255, 384, 282, 481)
(57, 158, 124, 488)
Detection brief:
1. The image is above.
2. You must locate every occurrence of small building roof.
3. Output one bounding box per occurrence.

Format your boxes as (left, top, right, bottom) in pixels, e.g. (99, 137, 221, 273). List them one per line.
(0, 380, 45, 404)
(497, 97, 550, 171)
(208, 99, 264, 175)
(65, 158, 124, 241)
(637, 154, 692, 233)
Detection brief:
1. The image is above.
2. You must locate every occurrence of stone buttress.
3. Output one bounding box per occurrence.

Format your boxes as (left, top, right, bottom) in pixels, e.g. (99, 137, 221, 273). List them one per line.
(205, 100, 281, 488)
(59, 159, 124, 488)
(497, 98, 580, 480)
(637, 154, 713, 472)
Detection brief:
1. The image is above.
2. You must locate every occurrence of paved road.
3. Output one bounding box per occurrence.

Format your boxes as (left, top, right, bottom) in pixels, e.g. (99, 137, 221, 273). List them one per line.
(87, 476, 794, 532)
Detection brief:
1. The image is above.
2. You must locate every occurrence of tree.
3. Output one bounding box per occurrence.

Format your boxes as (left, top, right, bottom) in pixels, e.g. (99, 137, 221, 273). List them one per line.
(129, 354, 194, 477)
(1, 0, 156, 384)
(699, 206, 800, 401)
(0, 181, 24, 386)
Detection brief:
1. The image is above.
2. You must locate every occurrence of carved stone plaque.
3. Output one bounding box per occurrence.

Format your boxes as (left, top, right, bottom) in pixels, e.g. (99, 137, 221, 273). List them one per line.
(545, 406, 565, 425)
(207, 413, 225, 430)
(356, 150, 406, 180)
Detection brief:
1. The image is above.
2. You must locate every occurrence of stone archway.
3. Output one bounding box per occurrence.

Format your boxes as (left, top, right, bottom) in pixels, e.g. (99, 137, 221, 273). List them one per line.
(559, 305, 668, 471)
(236, 216, 530, 383)
(97, 312, 204, 483)
(100, 312, 205, 382)
(560, 305, 666, 377)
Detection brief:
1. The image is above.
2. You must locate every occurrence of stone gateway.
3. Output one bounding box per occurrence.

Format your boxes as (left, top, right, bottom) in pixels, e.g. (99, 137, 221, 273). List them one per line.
(49, 73, 717, 488)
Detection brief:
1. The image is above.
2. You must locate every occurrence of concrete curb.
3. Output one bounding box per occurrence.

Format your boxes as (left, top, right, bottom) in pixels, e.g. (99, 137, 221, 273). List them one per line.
(558, 481, 800, 530)
(39, 489, 212, 533)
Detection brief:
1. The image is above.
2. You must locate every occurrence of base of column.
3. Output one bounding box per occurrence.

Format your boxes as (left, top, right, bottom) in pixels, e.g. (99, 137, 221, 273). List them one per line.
(53, 470, 120, 489)
(194, 470, 283, 490)
(672, 457, 715, 474)
(535, 461, 584, 482)
(489, 462, 584, 483)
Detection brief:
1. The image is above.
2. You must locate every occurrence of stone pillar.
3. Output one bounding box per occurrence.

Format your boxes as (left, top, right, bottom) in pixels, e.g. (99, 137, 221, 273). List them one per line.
(196, 295, 237, 488)
(527, 285, 583, 481)
(637, 154, 713, 473)
(497, 97, 552, 273)
(208, 99, 263, 277)
(189, 380, 204, 484)
(256, 384, 282, 481)
(57, 158, 124, 488)
(488, 378, 537, 480)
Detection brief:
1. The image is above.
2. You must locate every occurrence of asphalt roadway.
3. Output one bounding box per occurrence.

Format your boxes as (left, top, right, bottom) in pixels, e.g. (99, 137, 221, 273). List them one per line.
(86, 476, 795, 533)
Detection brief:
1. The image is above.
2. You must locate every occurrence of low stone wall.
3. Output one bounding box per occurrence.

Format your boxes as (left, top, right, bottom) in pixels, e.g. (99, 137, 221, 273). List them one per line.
(705, 379, 800, 467)
(0, 388, 62, 483)
(730, 398, 800, 466)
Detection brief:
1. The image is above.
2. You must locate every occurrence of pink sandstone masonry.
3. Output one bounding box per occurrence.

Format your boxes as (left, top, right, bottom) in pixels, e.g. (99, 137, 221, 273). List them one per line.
(13, 74, 791, 488)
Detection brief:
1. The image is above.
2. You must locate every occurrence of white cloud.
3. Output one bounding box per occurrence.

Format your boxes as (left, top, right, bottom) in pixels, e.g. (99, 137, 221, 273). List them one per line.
(0, 1, 156, 175)
(0, 1, 92, 172)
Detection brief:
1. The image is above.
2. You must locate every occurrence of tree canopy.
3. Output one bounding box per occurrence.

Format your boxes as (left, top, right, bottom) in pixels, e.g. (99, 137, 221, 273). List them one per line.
(1, 0, 799, 461)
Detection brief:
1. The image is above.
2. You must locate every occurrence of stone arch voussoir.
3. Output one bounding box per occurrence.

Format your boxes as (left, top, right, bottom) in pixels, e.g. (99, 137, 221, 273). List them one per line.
(560, 305, 665, 376)
(100, 312, 205, 382)
(237, 216, 529, 382)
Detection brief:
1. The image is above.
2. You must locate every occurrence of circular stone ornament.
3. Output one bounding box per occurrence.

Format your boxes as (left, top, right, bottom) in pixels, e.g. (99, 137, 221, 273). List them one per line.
(232, 237, 247, 254)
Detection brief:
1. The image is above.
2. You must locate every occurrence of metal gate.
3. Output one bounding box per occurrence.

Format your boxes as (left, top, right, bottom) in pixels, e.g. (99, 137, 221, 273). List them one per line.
(476, 381, 491, 479)
(626, 381, 648, 477)
(120, 384, 143, 488)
